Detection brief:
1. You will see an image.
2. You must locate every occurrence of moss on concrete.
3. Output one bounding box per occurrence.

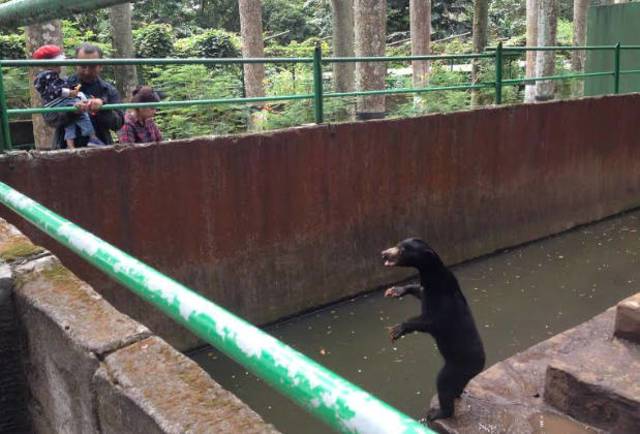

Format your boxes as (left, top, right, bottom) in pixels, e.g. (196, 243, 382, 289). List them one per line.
(0, 239, 45, 262)
(39, 262, 77, 284)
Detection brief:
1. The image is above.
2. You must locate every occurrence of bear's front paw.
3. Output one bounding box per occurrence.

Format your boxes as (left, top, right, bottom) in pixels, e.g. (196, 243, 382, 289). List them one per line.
(388, 324, 404, 342)
(384, 286, 405, 298)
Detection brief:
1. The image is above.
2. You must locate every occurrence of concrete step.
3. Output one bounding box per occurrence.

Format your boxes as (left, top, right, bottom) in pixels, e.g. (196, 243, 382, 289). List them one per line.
(429, 308, 614, 434)
(615, 293, 640, 344)
(544, 336, 640, 434)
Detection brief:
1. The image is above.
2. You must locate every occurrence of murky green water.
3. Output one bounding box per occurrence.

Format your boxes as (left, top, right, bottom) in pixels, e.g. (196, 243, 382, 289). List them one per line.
(190, 211, 640, 434)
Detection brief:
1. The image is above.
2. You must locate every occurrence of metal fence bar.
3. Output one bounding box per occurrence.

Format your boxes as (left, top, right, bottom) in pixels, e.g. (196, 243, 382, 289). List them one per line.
(324, 82, 494, 99)
(0, 66, 11, 150)
(619, 69, 640, 75)
(313, 44, 324, 124)
(488, 45, 616, 52)
(0, 181, 433, 434)
(0, 58, 314, 67)
(327, 53, 494, 63)
(495, 42, 503, 105)
(614, 42, 621, 94)
(501, 70, 615, 85)
(2, 45, 640, 149)
(7, 94, 315, 117)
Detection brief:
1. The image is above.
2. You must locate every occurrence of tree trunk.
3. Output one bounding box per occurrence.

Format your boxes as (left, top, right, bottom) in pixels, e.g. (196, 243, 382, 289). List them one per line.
(534, 0, 557, 101)
(410, 0, 430, 108)
(572, 0, 588, 96)
(471, 0, 489, 107)
(524, 0, 538, 102)
(354, 0, 387, 119)
(25, 21, 62, 150)
(238, 0, 265, 98)
(110, 3, 138, 99)
(238, 0, 265, 130)
(330, 0, 355, 93)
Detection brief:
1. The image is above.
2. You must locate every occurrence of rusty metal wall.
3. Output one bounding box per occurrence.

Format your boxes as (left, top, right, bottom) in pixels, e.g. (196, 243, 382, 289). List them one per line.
(1, 94, 639, 351)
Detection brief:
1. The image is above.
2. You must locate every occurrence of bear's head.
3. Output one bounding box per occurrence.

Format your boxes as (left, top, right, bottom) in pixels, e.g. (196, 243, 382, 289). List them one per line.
(381, 238, 444, 271)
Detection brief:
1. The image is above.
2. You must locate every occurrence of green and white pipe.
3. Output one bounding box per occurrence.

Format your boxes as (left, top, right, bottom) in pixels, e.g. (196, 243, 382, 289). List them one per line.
(0, 181, 433, 434)
(0, 0, 142, 27)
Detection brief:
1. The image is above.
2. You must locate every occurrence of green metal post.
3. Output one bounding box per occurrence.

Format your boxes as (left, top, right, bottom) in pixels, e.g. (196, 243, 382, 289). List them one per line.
(495, 42, 503, 105)
(614, 42, 621, 94)
(313, 43, 324, 124)
(0, 64, 12, 151)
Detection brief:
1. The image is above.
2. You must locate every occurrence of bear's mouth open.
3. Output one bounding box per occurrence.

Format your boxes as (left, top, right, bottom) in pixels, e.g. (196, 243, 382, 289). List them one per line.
(381, 247, 400, 267)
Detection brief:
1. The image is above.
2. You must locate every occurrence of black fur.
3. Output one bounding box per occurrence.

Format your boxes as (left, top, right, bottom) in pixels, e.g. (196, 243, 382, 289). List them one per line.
(382, 238, 485, 421)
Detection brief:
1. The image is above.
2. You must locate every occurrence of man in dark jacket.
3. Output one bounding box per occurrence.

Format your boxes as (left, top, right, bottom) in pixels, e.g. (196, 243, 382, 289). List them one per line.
(43, 43, 124, 148)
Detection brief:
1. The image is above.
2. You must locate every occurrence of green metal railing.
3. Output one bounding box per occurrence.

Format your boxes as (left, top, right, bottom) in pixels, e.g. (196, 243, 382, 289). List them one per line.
(1, 43, 640, 151)
(0, 0, 142, 28)
(0, 180, 434, 434)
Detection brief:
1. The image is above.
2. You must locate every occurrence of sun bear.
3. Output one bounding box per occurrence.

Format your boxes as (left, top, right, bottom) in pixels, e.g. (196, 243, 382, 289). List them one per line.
(382, 238, 485, 421)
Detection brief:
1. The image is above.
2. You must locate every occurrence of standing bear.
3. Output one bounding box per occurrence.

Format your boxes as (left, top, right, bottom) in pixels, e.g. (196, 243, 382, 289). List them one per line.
(381, 238, 485, 421)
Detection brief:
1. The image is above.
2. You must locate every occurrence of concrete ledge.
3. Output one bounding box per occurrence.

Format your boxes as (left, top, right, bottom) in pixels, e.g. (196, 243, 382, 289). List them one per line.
(614, 293, 640, 344)
(544, 338, 640, 433)
(95, 336, 279, 434)
(14, 255, 151, 433)
(430, 309, 615, 433)
(0, 218, 280, 433)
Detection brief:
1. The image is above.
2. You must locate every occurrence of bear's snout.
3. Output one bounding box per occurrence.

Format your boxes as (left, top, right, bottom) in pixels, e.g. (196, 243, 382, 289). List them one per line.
(381, 247, 400, 267)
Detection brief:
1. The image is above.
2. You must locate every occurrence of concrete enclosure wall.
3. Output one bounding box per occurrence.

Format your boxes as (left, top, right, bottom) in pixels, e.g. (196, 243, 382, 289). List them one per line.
(0, 219, 278, 433)
(1, 94, 639, 351)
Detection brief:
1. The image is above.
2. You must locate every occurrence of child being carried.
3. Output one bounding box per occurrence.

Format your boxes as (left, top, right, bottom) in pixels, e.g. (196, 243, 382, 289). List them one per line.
(32, 45, 104, 149)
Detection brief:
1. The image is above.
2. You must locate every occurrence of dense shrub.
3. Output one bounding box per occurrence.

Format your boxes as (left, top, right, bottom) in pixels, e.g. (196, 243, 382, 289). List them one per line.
(0, 34, 25, 59)
(134, 24, 174, 58)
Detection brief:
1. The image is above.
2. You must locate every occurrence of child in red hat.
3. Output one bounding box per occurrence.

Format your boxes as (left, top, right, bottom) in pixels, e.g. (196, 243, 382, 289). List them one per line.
(32, 45, 104, 148)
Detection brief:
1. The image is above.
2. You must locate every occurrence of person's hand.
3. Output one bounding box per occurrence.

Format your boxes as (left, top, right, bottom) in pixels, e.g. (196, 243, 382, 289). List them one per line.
(74, 100, 89, 112)
(69, 89, 79, 98)
(87, 98, 103, 113)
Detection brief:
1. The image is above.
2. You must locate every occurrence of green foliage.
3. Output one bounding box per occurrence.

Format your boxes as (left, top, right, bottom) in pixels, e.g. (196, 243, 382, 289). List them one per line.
(491, 0, 573, 39)
(132, 0, 200, 28)
(193, 30, 241, 59)
(302, 0, 333, 38)
(66, 9, 112, 43)
(431, 38, 473, 55)
(0, 34, 25, 59)
(61, 20, 112, 57)
(258, 67, 351, 129)
(263, 0, 314, 44)
(133, 24, 174, 58)
(490, 0, 526, 38)
(265, 38, 330, 58)
(147, 64, 246, 138)
(557, 19, 574, 46)
(387, 0, 410, 34)
(3, 68, 30, 111)
(388, 64, 474, 117)
(197, 0, 240, 32)
(387, 0, 473, 39)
